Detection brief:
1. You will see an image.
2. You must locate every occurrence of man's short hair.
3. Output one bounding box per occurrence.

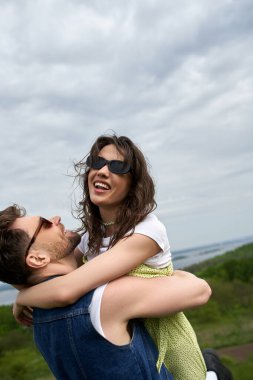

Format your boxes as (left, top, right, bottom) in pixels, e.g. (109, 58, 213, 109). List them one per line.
(0, 205, 33, 285)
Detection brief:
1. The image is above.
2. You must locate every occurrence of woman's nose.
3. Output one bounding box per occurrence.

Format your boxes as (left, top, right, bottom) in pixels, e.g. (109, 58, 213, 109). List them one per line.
(97, 164, 110, 176)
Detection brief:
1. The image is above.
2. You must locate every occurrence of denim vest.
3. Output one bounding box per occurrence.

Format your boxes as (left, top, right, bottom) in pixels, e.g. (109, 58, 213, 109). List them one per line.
(33, 290, 173, 380)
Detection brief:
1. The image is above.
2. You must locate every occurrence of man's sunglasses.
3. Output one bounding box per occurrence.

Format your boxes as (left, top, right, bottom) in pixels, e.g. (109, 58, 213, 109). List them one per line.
(25, 217, 53, 256)
(86, 155, 131, 175)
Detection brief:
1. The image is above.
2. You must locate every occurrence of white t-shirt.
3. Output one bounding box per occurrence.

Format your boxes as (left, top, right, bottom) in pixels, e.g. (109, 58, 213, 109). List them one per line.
(78, 213, 172, 268)
(82, 213, 171, 339)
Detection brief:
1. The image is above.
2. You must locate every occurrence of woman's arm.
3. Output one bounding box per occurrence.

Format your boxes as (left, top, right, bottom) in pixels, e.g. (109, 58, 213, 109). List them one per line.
(131, 270, 212, 317)
(16, 233, 161, 308)
(102, 271, 212, 324)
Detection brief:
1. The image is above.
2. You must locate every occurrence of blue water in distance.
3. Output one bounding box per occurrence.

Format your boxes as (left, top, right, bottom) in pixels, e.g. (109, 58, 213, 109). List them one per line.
(172, 235, 253, 269)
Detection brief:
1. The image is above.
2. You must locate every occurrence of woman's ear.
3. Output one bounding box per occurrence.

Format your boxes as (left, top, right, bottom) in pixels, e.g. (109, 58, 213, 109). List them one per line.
(26, 249, 50, 269)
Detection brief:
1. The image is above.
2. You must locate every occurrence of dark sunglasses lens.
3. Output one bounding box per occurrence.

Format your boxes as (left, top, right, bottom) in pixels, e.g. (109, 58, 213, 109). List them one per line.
(41, 218, 53, 229)
(86, 156, 106, 170)
(93, 157, 106, 169)
(109, 160, 130, 174)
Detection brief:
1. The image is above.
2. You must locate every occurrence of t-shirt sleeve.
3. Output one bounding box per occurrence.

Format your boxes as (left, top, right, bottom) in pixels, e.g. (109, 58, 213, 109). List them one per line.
(133, 214, 171, 268)
(77, 232, 89, 256)
(133, 214, 169, 251)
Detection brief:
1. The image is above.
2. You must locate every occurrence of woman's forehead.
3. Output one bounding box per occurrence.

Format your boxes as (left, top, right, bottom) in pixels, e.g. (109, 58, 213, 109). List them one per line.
(99, 144, 125, 160)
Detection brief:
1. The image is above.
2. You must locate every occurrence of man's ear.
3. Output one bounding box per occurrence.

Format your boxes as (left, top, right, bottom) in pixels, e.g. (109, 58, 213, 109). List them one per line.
(26, 249, 50, 269)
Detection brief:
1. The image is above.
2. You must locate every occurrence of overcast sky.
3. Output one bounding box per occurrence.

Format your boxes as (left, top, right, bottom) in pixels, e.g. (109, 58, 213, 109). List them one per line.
(0, 0, 252, 251)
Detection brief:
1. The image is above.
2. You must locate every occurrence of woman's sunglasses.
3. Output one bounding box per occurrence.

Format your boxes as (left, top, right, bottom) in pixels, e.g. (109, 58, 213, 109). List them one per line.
(25, 217, 53, 256)
(86, 156, 131, 175)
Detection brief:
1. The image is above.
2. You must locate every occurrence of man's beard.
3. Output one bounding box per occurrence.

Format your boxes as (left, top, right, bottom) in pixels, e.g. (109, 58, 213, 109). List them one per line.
(43, 232, 81, 261)
(64, 232, 81, 257)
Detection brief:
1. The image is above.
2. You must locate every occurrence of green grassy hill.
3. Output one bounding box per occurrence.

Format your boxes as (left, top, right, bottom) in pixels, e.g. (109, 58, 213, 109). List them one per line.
(0, 305, 53, 380)
(185, 243, 253, 379)
(0, 243, 252, 379)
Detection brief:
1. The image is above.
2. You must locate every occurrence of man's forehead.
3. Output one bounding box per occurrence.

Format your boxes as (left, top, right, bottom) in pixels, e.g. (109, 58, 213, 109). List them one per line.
(11, 215, 40, 235)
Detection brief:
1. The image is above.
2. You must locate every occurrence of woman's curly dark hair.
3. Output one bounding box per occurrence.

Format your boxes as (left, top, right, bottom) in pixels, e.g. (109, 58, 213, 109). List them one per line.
(73, 134, 157, 255)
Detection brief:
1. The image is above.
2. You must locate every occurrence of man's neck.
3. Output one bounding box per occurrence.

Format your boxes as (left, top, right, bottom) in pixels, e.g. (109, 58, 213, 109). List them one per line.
(29, 254, 78, 285)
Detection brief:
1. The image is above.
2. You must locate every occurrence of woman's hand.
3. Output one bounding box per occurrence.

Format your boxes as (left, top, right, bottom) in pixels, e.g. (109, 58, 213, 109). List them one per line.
(13, 302, 33, 326)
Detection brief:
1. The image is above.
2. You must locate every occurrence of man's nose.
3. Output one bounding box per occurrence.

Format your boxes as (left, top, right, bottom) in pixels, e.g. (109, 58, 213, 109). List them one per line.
(50, 216, 61, 225)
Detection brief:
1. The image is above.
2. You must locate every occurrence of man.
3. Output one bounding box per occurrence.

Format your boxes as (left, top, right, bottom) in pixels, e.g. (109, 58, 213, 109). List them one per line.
(0, 205, 232, 380)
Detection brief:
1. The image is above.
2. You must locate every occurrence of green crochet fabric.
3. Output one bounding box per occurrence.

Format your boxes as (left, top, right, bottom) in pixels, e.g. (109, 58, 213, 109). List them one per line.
(129, 264, 207, 380)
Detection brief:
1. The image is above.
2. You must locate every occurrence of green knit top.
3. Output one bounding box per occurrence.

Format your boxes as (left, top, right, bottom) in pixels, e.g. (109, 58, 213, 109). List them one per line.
(129, 263, 207, 380)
